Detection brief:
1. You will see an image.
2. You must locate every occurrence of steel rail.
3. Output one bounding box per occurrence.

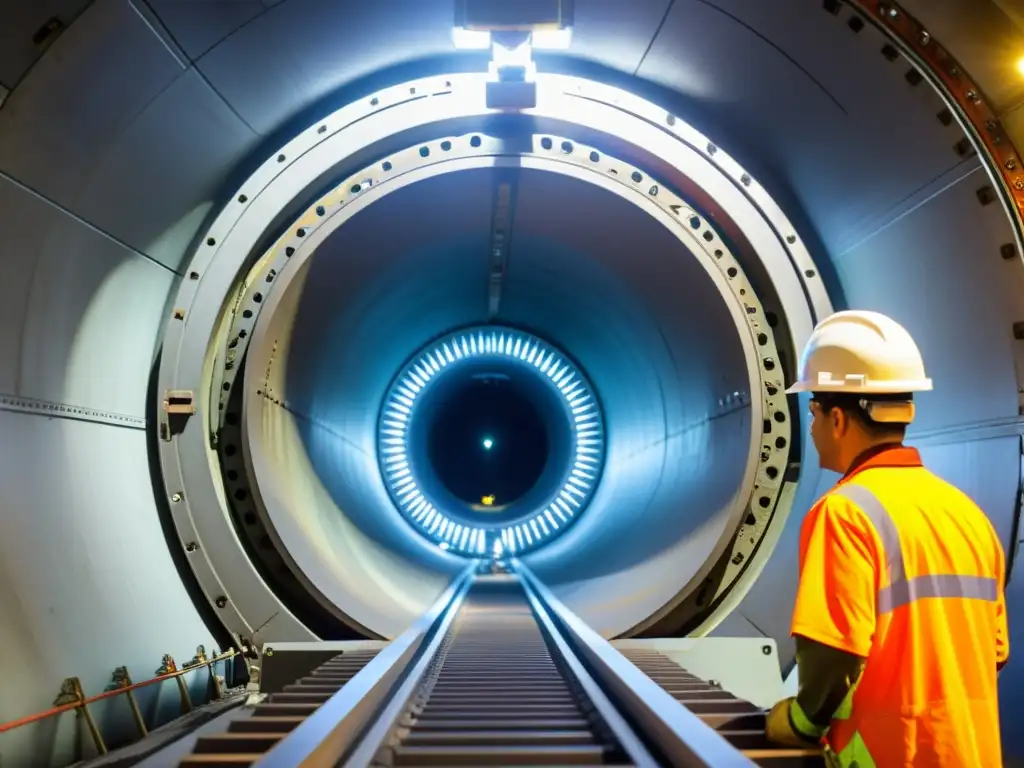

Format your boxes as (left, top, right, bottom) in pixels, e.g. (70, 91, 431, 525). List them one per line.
(252, 563, 478, 767)
(516, 561, 759, 767)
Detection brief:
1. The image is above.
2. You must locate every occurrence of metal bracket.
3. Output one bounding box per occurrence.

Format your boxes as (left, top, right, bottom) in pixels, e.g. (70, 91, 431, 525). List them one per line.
(161, 389, 195, 440)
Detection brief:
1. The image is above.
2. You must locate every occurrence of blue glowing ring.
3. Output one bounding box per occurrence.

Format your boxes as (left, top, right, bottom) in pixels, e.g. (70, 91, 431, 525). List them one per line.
(378, 327, 605, 557)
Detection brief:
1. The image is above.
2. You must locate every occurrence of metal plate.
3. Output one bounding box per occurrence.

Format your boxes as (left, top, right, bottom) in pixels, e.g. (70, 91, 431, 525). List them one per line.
(0, 1, 257, 271)
(0, 410, 215, 764)
(834, 164, 1020, 433)
(0, 174, 174, 416)
(639, 0, 968, 256)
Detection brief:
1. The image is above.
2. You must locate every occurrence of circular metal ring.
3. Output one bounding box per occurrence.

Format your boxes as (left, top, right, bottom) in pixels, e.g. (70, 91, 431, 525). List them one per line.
(379, 325, 605, 557)
(158, 71, 831, 646)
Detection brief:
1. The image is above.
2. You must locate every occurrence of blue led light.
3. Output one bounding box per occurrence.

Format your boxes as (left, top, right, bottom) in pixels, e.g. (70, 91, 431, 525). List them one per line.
(378, 327, 605, 557)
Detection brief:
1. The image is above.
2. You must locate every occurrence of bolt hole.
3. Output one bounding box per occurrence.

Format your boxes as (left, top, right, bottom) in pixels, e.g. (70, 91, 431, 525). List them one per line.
(541, 137, 553, 150)
(560, 140, 574, 154)
(805, 269, 817, 278)
(253, 292, 263, 304)
(847, 16, 864, 33)
(244, 512, 257, 525)
(238, 194, 248, 203)
(382, 161, 393, 172)
(702, 230, 714, 242)
(242, 309, 253, 319)
(767, 466, 779, 479)
(757, 332, 768, 346)
(764, 357, 776, 371)
(689, 216, 701, 229)
(351, 184, 362, 194)
(419, 146, 430, 158)
(470, 136, 482, 147)
(227, 469, 239, 481)
(589, 151, 600, 162)
(318, 125, 327, 134)
(234, 489, 248, 502)
(206, 237, 216, 246)
(631, 171, 643, 183)
(277, 154, 286, 163)
(727, 267, 738, 277)
(759, 496, 771, 508)
(316, 205, 325, 216)
(224, 444, 237, 456)
(441, 140, 452, 151)
(774, 411, 787, 423)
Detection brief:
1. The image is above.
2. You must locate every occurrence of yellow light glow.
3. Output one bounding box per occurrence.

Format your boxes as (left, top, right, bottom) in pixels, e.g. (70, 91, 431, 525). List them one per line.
(1017, 56, 1024, 78)
(481, 495, 495, 506)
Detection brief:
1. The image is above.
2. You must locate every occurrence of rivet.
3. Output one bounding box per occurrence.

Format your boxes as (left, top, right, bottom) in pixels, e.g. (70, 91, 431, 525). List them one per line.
(185, 542, 198, 552)
(1016, 180, 1024, 191)
(171, 492, 182, 502)
(919, 30, 930, 45)
(215, 596, 228, 609)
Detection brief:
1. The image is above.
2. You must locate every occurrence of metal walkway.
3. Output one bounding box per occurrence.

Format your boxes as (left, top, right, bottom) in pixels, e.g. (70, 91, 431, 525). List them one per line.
(172, 564, 823, 767)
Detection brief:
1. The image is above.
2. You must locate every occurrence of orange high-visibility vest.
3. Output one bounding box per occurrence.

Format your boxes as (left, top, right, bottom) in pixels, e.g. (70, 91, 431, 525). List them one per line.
(791, 446, 1008, 767)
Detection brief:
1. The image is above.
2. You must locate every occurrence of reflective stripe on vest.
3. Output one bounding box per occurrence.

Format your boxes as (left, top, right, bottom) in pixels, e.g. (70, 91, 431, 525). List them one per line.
(831, 484, 999, 613)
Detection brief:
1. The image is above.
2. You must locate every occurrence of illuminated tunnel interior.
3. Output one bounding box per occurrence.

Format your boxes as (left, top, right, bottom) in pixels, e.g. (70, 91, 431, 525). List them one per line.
(1, 0, 1023, 763)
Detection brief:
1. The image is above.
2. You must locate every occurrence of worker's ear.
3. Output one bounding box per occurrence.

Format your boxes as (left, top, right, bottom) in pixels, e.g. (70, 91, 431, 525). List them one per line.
(831, 406, 848, 437)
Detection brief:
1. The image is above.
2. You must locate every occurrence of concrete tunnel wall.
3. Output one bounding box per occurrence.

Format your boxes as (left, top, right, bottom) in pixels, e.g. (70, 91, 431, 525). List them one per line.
(0, 0, 1022, 763)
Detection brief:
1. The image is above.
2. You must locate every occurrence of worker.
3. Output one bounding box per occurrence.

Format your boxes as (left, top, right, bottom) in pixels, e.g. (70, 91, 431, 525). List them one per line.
(764, 310, 1008, 766)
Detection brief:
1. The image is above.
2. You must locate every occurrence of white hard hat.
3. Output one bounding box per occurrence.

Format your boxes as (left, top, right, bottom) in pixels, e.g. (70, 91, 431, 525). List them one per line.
(787, 310, 933, 395)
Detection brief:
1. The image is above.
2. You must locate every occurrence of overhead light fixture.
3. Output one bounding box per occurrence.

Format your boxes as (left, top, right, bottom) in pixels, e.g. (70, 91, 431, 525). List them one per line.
(451, 26, 573, 52)
(452, 27, 491, 50)
(1016, 55, 1024, 78)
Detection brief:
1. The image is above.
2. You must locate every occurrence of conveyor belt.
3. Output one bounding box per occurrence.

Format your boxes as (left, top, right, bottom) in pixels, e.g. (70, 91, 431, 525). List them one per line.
(371, 576, 634, 766)
(169, 568, 829, 767)
(620, 649, 823, 767)
(177, 649, 379, 766)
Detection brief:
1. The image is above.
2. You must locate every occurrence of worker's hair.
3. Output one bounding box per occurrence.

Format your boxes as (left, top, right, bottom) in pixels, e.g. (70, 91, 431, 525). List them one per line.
(811, 391, 911, 441)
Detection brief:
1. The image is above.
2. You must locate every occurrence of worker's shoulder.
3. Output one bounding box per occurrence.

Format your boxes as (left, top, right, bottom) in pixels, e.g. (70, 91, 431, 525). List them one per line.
(831, 467, 998, 538)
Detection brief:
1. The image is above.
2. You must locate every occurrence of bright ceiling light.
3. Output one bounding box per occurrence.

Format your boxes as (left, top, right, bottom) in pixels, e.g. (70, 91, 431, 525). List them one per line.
(1016, 55, 1024, 78)
(452, 27, 491, 50)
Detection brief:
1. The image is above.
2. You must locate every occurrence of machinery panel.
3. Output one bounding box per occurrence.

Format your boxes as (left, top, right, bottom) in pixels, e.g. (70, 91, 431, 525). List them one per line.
(0, 0, 93, 89)
(835, 166, 1021, 434)
(192, 0, 458, 135)
(0, 0, 257, 271)
(0, 412, 215, 765)
(613, 638, 785, 709)
(0, 0, 184, 222)
(0, 174, 174, 417)
(147, 0, 267, 61)
(639, 0, 969, 257)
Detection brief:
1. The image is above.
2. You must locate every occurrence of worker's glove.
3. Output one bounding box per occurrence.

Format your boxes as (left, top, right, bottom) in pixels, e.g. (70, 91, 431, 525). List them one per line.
(765, 697, 825, 748)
